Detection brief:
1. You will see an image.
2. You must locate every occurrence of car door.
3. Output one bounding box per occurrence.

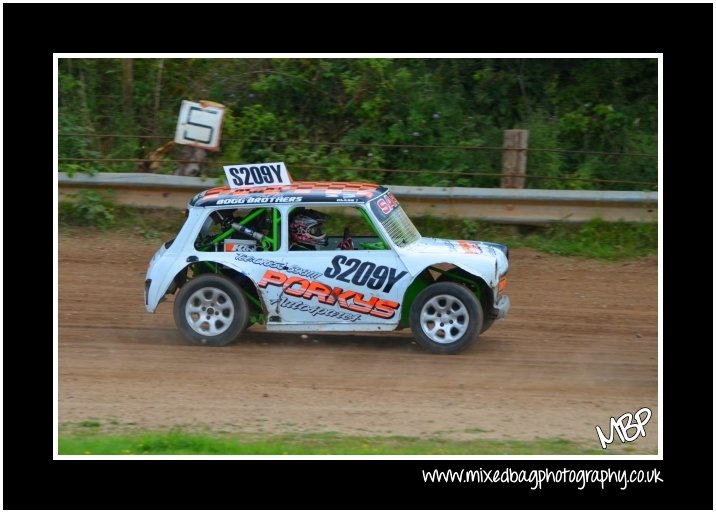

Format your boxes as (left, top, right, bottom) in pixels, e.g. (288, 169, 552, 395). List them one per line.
(260, 248, 409, 327)
(259, 204, 411, 328)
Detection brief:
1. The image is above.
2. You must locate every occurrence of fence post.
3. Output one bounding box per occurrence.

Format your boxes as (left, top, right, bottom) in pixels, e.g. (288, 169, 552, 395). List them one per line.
(501, 129, 529, 188)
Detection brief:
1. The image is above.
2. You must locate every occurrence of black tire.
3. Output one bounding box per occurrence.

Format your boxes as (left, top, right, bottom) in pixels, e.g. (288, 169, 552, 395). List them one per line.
(479, 316, 495, 334)
(173, 273, 249, 346)
(409, 282, 482, 354)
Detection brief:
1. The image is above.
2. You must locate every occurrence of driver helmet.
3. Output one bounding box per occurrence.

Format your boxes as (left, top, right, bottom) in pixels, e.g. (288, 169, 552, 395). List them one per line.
(289, 208, 328, 248)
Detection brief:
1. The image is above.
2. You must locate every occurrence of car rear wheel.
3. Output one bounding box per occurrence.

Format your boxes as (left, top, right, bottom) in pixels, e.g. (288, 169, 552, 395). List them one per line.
(173, 273, 248, 346)
(409, 282, 482, 354)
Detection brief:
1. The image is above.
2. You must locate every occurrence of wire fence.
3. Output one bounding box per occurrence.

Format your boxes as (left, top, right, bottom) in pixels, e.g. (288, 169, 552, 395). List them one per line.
(58, 132, 659, 190)
(59, 132, 659, 158)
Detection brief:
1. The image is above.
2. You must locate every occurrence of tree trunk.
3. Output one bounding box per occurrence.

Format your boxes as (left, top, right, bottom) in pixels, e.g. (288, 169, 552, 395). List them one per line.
(153, 58, 164, 135)
(77, 61, 95, 134)
(121, 58, 133, 119)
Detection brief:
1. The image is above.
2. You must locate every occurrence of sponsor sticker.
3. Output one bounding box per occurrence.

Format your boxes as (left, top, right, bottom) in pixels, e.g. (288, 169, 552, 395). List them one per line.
(369, 191, 400, 221)
(258, 270, 400, 320)
(457, 240, 483, 254)
(224, 239, 257, 252)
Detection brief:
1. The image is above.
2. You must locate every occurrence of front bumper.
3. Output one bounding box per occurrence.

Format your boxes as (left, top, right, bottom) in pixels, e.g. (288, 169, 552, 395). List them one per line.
(494, 295, 510, 319)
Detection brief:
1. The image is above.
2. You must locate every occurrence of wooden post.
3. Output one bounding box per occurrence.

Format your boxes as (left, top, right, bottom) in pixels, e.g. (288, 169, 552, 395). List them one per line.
(501, 129, 529, 188)
(175, 145, 207, 177)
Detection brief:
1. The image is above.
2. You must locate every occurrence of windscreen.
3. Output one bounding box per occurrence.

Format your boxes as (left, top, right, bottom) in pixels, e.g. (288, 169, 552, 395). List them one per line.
(368, 191, 421, 247)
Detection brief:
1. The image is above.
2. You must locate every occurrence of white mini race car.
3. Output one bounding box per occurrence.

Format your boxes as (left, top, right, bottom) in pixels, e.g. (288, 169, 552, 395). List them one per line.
(145, 164, 510, 354)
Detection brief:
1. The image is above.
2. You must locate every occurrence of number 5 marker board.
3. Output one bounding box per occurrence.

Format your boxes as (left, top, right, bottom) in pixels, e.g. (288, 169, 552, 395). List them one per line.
(174, 100, 226, 150)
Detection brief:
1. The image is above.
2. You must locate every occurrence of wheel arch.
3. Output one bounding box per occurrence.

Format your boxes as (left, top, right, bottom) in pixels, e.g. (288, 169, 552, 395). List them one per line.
(172, 272, 249, 346)
(173, 261, 266, 324)
(399, 263, 493, 329)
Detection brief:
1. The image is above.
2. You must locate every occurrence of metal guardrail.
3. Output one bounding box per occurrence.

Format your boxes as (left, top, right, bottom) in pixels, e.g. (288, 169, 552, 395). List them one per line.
(58, 172, 658, 224)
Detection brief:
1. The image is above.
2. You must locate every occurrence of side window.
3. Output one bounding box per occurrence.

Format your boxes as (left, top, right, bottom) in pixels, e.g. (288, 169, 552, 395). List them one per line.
(195, 207, 281, 252)
(287, 205, 388, 251)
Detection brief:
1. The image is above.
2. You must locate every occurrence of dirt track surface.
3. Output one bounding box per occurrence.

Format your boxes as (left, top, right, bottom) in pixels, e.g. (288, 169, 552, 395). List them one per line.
(59, 231, 658, 452)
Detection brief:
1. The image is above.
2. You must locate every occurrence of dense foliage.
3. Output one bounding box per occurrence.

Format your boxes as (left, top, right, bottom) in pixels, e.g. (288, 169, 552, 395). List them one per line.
(58, 58, 657, 190)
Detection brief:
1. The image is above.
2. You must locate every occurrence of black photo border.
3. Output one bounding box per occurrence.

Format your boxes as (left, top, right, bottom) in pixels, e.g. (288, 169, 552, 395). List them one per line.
(4, 2, 711, 510)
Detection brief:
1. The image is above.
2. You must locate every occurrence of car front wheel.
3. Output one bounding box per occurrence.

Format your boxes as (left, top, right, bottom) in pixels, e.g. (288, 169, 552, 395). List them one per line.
(409, 282, 482, 354)
(173, 273, 248, 346)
